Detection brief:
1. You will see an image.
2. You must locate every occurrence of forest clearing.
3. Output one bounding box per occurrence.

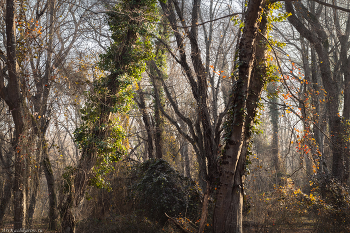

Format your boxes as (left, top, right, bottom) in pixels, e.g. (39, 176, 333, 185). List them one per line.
(1, 0, 350, 232)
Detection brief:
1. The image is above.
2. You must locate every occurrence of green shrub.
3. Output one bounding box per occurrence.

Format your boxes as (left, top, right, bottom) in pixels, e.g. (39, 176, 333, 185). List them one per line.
(131, 159, 202, 224)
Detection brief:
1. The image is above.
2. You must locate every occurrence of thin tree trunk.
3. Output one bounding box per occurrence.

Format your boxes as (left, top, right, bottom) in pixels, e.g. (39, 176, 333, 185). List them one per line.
(149, 60, 164, 159)
(198, 183, 210, 233)
(136, 85, 154, 159)
(26, 167, 40, 227)
(0, 171, 12, 225)
(268, 83, 282, 185)
(154, 95, 164, 159)
(42, 150, 59, 230)
(182, 141, 190, 178)
(178, 119, 191, 177)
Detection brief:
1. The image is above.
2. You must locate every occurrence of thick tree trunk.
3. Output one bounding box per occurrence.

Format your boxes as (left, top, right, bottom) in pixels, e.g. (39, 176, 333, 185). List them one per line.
(60, 195, 75, 233)
(213, 1, 266, 232)
(58, 2, 146, 232)
(339, 26, 350, 184)
(5, 0, 27, 229)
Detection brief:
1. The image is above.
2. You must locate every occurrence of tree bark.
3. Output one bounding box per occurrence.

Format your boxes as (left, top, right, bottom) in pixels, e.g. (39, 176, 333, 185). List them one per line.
(58, 2, 147, 232)
(213, 1, 267, 232)
(5, 0, 27, 229)
(198, 183, 210, 233)
(0, 176, 12, 225)
(267, 83, 282, 185)
(26, 166, 40, 227)
(136, 85, 155, 159)
(0, 150, 12, 225)
(182, 140, 190, 178)
(154, 84, 164, 159)
(42, 145, 59, 230)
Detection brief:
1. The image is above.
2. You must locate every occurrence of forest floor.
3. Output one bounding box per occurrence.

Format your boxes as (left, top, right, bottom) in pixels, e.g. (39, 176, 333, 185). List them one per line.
(1, 215, 317, 233)
(243, 217, 315, 232)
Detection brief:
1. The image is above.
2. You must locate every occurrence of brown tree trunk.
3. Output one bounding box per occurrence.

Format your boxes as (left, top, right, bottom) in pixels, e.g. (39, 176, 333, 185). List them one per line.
(58, 2, 145, 232)
(42, 146, 59, 230)
(267, 83, 282, 185)
(198, 183, 210, 233)
(26, 167, 40, 227)
(213, 1, 267, 232)
(5, 0, 27, 229)
(0, 151, 12, 225)
(182, 140, 190, 178)
(154, 92, 164, 159)
(150, 73, 164, 159)
(136, 85, 155, 159)
(0, 176, 12, 225)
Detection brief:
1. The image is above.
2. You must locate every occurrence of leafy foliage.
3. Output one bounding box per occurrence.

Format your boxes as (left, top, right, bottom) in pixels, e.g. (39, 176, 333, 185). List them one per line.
(72, 0, 160, 190)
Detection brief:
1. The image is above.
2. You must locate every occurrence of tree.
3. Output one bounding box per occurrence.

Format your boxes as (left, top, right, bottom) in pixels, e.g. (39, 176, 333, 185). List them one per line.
(267, 82, 283, 185)
(0, 0, 27, 229)
(285, 0, 350, 183)
(155, 0, 238, 192)
(59, 1, 159, 232)
(213, 1, 269, 232)
(0, 0, 105, 229)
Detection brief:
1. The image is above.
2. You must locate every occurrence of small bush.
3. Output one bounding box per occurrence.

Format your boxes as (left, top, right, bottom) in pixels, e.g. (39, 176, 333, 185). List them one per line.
(130, 159, 202, 224)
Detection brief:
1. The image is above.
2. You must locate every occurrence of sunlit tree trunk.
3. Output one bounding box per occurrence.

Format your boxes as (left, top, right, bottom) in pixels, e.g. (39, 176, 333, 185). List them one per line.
(136, 85, 155, 159)
(213, 1, 267, 232)
(267, 82, 282, 185)
(5, 0, 26, 229)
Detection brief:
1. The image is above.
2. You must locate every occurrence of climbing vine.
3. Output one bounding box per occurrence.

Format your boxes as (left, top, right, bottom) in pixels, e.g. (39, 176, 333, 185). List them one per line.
(72, 0, 160, 189)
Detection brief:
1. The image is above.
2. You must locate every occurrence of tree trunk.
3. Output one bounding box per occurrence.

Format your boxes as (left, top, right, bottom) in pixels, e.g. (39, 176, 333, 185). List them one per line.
(26, 167, 40, 227)
(60, 195, 75, 233)
(268, 83, 282, 185)
(43, 151, 59, 230)
(178, 119, 191, 177)
(136, 85, 154, 159)
(198, 182, 210, 233)
(182, 141, 190, 178)
(5, 0, 27, 229)
(154, 92, 164, 159)
(213, 1, 267, 232)
(0, 167, 12, 225)
(58, 1, 149, 232)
